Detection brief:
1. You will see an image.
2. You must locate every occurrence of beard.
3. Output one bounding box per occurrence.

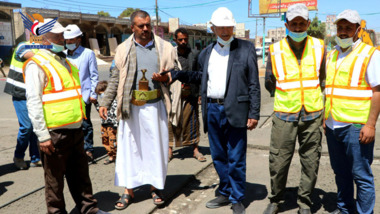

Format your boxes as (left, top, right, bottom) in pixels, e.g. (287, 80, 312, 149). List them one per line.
(178, 43, 188, 49)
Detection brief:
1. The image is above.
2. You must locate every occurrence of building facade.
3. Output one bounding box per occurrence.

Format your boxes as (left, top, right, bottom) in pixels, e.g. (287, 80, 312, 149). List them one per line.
(267, 27, 286, 43)
(14, 7, 215, 57)
(326, 15, 337, 36)
(0, 2, 21, 61)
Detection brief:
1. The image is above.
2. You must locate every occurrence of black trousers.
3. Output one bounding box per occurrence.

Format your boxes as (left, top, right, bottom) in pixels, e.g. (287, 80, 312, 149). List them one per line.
(40, 127, 98, 214)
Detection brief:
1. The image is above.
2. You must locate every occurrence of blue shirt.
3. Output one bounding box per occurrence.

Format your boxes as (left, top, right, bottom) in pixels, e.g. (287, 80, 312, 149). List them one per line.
(65, 46, 99, 104)
(15, 42, 30, 60)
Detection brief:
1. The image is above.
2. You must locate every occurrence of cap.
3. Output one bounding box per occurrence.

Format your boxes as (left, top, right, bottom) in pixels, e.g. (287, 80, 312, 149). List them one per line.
(210, 7, 236, 27)
(286, 3, 309, 21)
(43, 18, 65, 34)
(334, 9, 361, 25)
(64, 24, 83, 39)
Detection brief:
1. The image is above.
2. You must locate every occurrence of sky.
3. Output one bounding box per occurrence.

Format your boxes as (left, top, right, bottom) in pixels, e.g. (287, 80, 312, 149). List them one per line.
(8, 0, 380, 38)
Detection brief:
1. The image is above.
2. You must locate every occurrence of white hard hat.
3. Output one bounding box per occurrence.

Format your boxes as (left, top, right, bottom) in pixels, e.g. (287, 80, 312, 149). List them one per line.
(43, 18, 65, 34)
(286, 3, 309, 21)
(64, 24, 83, 39)
(210, 7, 236, 27)
(334, 9, 361, 25)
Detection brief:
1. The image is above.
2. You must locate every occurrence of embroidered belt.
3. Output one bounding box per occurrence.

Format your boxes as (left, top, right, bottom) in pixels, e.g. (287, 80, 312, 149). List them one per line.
(131, 89, 161, 106)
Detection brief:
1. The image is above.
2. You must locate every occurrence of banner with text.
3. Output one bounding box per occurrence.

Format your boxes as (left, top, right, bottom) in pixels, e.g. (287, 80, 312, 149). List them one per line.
(259, 0, 317, 15)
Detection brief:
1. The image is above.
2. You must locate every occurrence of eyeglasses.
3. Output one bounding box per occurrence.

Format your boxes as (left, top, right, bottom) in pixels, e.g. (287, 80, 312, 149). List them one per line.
(177, 38, 188, 42)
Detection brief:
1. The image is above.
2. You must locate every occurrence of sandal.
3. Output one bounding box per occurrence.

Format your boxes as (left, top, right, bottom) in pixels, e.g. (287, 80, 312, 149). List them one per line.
(104, 158, 115, 165)
(151, 189, 165, 206)
(194, 152, 207, 162)
(114, 193, 134, 210)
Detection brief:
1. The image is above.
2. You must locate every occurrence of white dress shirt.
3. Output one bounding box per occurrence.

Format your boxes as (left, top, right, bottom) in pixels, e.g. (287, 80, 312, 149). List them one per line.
(326, 39, 380, 129)
(207, 42, 231, 99)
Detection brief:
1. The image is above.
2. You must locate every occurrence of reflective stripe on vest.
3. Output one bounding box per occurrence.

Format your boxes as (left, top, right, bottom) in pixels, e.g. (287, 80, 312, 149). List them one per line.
(9, 64, 23, 73)
(33, 54, 64, 91)
(325, 42, 376, 124)
(6, 78, 25, 89)
(42, 89, 82, 103)
(24, 51, 86, 129)
(270, 36, 324, 113)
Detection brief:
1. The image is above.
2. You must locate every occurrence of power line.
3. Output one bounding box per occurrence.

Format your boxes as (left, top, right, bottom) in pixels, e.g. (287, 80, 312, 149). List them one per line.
(158, 9, 192, 26)
(46, 0, 152, 10)
(160, 0, 233, 9)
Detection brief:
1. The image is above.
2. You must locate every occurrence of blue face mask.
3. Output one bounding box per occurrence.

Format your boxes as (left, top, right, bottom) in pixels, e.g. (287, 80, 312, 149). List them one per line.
(66, 43, 77, 51)
(288, 31, 308, 42)
(47, 40, 65, 53)
(217, 36, 234, 46)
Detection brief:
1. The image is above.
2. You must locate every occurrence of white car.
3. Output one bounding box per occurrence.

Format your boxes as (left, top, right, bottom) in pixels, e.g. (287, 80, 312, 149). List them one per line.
(256, 47, 269, 57)
(256, 47, 263, 57)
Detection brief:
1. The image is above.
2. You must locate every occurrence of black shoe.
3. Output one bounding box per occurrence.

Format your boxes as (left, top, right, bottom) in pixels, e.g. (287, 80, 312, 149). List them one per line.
(206, 195, 230, 209)
(263, 203, 279, 214)
(330, 209, 342, 214)
(96, 210, 110, 214)
(231, 202, 245, 214)
(298, 208, 312, 214)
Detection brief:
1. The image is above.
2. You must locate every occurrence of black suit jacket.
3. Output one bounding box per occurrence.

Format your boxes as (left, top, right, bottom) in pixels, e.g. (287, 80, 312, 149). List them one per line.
(172, 39, 260, 133)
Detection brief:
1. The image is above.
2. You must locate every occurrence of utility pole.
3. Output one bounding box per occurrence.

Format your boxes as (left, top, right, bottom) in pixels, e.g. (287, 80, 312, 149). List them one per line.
(155, 0, 159, 34)
(255, 18, 258, 42)
(262, 17, 266, 65)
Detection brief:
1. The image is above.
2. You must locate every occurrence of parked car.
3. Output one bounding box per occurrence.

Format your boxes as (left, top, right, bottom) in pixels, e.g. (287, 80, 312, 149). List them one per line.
(256, 47, 263, 57)
(256, 46, 269, 57)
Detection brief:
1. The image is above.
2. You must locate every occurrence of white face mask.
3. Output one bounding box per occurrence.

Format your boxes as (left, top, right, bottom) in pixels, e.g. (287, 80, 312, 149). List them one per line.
(335, 37, 353, 49)
(335, 26, 360, 49)
(217, 36, 234, 46)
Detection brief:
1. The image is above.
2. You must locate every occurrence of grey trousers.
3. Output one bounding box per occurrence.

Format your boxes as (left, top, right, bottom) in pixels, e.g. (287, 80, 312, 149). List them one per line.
(268, 114, 322, 209)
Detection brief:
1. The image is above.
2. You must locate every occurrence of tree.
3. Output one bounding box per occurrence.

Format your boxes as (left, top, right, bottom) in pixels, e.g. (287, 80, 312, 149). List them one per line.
(325, 35, 337, 51)
(119, 8, 140, 18)
(97, 11, 110, 17)
(307, 17, 326, 39)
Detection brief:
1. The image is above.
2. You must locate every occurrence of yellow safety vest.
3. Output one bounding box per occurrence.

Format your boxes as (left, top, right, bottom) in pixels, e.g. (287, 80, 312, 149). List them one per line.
(325, 42, 376, 124)
(270, 36, 324, 113)
(4, 42, 38, 98)
(23, 51, 86, 129)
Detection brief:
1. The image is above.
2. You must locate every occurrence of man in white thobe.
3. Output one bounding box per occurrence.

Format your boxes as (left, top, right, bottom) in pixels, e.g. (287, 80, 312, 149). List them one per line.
(99, 10, 180, 210)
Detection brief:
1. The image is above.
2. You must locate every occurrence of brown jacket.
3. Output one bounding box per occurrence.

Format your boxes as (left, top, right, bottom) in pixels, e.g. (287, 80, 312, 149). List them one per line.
(100, 33, 181, 122)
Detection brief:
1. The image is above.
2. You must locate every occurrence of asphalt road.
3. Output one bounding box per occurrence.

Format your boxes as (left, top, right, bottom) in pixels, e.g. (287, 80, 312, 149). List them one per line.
(0, 62, 379, 214)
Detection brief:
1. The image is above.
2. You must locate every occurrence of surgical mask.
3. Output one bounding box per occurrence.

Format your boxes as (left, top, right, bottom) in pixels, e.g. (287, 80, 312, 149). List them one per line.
(217, 36, 234, 46)
(66, 43, 77, 51)
(335, 37, 353, 49)
(335, 27, 360, 49)
(47, 40, 65, 53)
(288, 31, 308, 42)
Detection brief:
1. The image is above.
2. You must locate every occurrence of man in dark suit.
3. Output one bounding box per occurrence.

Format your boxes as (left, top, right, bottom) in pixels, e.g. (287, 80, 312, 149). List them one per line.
(153, 7, 260, 214)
